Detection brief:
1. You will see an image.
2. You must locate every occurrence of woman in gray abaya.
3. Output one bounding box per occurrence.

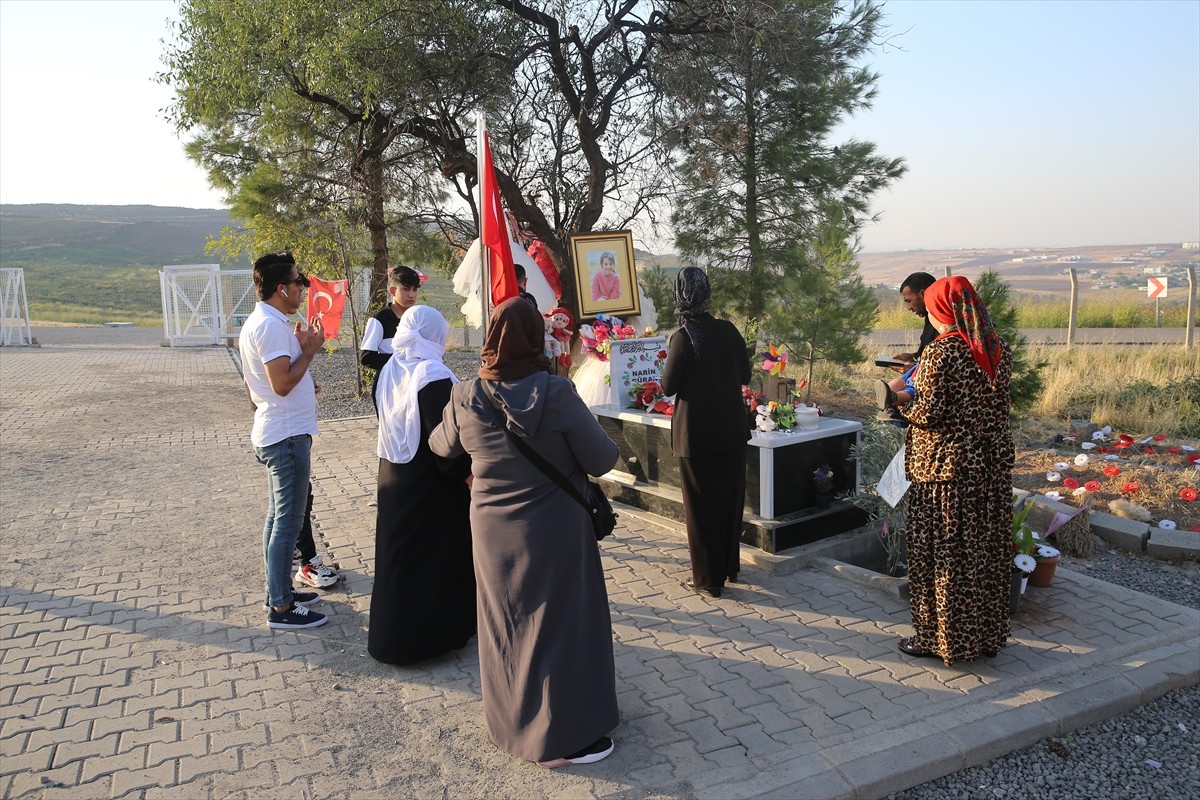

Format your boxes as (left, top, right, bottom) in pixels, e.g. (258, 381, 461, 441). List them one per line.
(429, 297, 620, 768)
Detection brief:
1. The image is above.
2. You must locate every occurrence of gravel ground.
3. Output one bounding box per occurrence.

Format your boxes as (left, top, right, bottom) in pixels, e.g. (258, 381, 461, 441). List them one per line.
(310, 346, 1200, 800)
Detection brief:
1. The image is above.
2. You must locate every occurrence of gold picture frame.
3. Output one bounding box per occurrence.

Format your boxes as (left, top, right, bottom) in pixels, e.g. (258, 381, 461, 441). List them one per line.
(570, 230, 641, 320)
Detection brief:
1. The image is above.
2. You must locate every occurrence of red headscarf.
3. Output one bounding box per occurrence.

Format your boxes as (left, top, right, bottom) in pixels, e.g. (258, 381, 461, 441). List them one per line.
(924, 276, 1003, 383)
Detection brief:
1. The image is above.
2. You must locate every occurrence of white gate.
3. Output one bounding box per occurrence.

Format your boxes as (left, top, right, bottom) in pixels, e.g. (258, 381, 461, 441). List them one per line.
(160, 264, 224, 346)
(0, 268, 34, 346)
(160, 264, 371, 347)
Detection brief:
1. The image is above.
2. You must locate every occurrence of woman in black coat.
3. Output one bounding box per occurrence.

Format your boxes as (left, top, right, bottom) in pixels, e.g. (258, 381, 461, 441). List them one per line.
(661, 267, 751, 598)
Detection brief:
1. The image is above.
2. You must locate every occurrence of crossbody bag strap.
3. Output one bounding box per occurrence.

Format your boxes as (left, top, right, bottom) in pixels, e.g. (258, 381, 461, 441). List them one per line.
(480, 380, 590, 510)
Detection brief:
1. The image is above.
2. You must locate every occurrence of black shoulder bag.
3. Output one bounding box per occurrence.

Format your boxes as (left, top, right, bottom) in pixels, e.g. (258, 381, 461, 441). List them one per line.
(481, 381, 617, 541)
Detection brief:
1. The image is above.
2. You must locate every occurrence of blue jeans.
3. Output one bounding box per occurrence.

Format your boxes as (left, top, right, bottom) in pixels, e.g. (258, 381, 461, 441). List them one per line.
(254, 434, 312, 609)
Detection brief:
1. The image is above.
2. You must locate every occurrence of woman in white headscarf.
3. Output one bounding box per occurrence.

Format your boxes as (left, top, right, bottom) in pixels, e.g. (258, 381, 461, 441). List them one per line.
(368, 306, 476, 664)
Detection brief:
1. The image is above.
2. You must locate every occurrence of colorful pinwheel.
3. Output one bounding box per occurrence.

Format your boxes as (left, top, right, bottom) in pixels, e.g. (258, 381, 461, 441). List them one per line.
(759, 343, 788, 376)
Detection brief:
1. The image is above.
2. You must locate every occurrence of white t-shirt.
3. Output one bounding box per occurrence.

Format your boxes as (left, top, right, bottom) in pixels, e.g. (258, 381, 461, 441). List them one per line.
(359, 316, 395, 355)
(239, 301, 319, 448)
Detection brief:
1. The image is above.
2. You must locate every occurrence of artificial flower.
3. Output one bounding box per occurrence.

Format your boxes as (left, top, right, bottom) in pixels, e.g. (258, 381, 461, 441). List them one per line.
(1044, 491, 1062, 500)
(1143, 446, 1156, 454)
(1180, 488, 1198, 502)
(1189, 453, 1200, 466)
(1103, 465, 1121, 477)
(1158, 520, 1177, 530)
(1153, 434, 1167, 442)
(1046, 471, 1062, 482)
(1072, 487, 1089, 496)
(651, 399, 675, 416)
(1013, 554, 1037, 573)
(1091, 431, 1106, 440)
(1084, 481, 1101, 492)
(1036, 544, 1060, 559)
(1168, 447, 1181, 454)
(1095, 447, 1111, 454)
(1074, 454, 1089, 467)
(1182, 445, 1196, 452)
(1119, 433, 1135, 444)
(1055, 462, 1071, 471)
(1081, 442, 1096, 450)
(1062, 434, 1076, 442)
(1190, 525, 1200, 532)
(1104, 454, 1121, 461)
(1101, 425, 1112, 434)
(1063, 477, 1079, 490)
(1114, 441, 1131, 450)
(1121, 482, 1140, 493)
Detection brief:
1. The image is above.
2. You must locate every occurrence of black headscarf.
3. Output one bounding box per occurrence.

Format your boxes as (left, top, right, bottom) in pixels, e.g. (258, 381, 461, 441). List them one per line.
(479, 296, 552, 381)
(673, 266, 712, 359)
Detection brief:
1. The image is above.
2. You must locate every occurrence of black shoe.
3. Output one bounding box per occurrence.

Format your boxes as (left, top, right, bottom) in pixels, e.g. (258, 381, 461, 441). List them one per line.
(538, 736, 615, 768)
(262, 590, 322, 611)
(685, 580, 722, 598)
(875, 380, 898, 411)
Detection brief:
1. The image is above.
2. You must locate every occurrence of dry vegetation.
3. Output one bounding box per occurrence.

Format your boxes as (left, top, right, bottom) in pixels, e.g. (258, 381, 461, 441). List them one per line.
(807, 343, 1200, 532)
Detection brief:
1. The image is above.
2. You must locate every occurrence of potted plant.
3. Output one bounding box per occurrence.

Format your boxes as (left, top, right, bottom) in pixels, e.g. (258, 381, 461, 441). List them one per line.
(754, 400, 797, 434)
(1011, 496, 1038, 613)
(813, 464, 836, 509)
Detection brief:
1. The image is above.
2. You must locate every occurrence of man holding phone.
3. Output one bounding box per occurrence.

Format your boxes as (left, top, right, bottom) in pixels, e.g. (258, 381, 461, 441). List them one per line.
(239, 251, 328, 629)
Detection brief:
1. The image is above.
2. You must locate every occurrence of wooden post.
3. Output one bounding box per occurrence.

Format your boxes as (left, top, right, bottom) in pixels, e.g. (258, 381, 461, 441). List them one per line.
(944, 264, 952, 277)
(1067, 268, 1078, 348)
(1187, 265, 1196, 351)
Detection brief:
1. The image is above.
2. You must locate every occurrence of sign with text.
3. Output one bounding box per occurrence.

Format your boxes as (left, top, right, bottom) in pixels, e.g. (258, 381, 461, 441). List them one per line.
(1147, 277, 1168, 299)
(608, 336, 668, 408)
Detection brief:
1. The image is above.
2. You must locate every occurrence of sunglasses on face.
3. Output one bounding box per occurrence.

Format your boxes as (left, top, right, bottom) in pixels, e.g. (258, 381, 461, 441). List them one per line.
(286, 273, 310, 288)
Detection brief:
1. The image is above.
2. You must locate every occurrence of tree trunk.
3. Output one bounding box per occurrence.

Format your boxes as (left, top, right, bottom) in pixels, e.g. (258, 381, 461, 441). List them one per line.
(362, 152, 389, 306)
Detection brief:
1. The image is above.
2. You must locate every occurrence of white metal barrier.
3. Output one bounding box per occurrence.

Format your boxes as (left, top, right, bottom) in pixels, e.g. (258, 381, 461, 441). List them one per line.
(0, 268, 33, 346)
(159, 264, 370, 347)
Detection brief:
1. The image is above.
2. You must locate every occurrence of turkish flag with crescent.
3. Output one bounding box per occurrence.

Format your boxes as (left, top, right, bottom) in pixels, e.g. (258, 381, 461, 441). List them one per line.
(305, 276, 349, 339)
(480, 131, 519, 307)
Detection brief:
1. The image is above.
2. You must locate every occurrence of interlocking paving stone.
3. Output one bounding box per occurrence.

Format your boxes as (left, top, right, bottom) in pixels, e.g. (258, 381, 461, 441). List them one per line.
(0, 334, 1196, 798)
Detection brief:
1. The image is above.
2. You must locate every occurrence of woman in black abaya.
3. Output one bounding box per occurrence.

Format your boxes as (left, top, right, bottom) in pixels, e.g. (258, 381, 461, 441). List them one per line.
(368, 305, 475, 664)
(661, 267, 751, 598)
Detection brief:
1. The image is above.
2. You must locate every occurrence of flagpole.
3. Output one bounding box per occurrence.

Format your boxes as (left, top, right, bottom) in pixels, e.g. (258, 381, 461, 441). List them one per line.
(476, 112, 490, 339)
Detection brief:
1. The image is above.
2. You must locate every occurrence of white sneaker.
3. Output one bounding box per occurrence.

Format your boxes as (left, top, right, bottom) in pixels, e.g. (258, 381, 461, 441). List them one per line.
(295, 557, 340, 589)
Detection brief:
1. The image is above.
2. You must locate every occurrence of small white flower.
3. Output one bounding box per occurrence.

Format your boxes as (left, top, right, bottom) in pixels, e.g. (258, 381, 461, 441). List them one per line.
(1031, 531, 1042, 540)
(1158, 519, 1177, 530)
(1036, 544, 1060, 559)
(1081, 442, 1096, 450)
(1101, 425, 1112, 434)
(1044, 491, 1062, 500)
(1014, 554, 1037, 573)
(1104, 454, 1121, 461)
(1091, 431, 1106, 440)
(755, 404, 769, 415)
(1182, 445, 1195, 452)
(1055, 462, 1071, 471)
(1072, 487, 1089, 496)
(1046, 471, 1062, 482)
(1063, 434, 1076, 442)
(1074, 454, 1090, 467)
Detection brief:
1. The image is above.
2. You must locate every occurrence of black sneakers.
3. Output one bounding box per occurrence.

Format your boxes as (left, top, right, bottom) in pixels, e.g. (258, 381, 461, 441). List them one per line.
(539, 736, 615, 768)
(267, 603, 327, 630)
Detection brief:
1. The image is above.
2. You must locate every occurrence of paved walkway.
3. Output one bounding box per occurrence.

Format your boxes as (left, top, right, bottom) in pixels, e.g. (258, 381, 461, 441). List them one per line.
(1, 332, 1197, 799)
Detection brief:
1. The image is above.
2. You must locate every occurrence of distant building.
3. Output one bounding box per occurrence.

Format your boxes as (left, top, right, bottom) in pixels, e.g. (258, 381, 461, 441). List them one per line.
(1183, 242, 1199, 250)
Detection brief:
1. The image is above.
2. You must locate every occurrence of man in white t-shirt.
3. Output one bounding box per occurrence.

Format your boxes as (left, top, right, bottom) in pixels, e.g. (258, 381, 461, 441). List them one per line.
(239, 252, 328, 630)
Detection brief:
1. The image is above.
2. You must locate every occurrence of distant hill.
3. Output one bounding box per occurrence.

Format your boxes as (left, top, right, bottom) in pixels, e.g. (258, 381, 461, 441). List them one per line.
(0, 204, 235, 267)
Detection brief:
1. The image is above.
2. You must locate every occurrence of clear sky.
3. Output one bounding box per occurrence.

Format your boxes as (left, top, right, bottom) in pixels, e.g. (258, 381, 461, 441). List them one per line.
(1, 0, 1197, 252)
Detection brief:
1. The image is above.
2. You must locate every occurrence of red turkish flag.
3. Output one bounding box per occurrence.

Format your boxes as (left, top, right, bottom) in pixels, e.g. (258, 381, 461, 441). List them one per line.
(480, 131, 519, 306)
(305, 276, 348, 339)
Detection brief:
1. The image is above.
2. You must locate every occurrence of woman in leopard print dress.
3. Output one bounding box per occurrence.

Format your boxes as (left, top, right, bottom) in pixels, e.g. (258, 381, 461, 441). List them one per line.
(896, 276, 1013, 666)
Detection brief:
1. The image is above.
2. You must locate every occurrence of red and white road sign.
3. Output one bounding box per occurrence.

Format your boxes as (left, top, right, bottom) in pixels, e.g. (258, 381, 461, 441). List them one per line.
(1147, 277, 1168, 299)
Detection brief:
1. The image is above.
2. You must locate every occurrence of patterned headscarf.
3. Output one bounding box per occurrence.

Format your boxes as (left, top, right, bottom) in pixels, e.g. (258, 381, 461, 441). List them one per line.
(479, 296, 551, 381)
(673, 266, 712, 359)
(924, 276, 1003, 383)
